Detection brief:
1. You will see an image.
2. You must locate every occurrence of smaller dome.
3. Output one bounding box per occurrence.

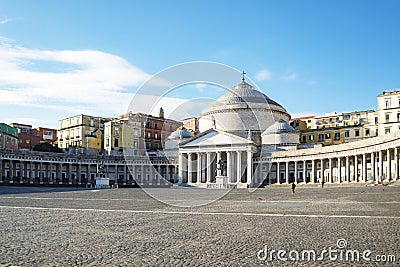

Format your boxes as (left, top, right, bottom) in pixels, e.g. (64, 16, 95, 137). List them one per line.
(168, 127, 193, 140)
(262, 119, 297, 135)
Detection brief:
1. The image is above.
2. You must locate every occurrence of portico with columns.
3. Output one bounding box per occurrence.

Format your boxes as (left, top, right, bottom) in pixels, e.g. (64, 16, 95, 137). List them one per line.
(178, 128, 258, 188)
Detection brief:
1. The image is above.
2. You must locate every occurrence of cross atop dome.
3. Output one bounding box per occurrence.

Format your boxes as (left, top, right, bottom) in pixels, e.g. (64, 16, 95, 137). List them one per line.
(241, 71, 246, 82)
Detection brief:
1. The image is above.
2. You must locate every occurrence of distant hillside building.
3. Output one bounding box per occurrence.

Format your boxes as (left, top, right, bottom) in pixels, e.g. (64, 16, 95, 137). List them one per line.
(0, 123, 18, 150)
(182, 117, 199, 135)
(57, 115, 110, 154)
(104, 108, 182, 156)
(377, 89, 400, 135)
(8, 123, 58, 149)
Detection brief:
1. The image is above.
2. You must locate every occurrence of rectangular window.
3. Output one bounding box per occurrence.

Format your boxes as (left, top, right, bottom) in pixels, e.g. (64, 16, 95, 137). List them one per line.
(334, 132, 340, 140)
(155, 132, 158, 139)
(344, 131, 349, 138)
(302, 136, 306, 142)
(325, 133, 331, 139)
(385, 99, 391, 109)
(375, 117, 378, 124)
(355, 130, 360, 137)
(397, 113, 400, 121)
(147, 121, 152, 129)
(309, 135, 314, 141)
(147, 132, 151, 138)
(376, 129, 379, 136)
(90, 118, 94, 127)
(366, 129, 370, 136)
(385, 114, 390, 123)
(318, 134, 324, 142)
(114, 138, 119, 147)
(385, 128, 391, 134)
(154, 123, 158, 129)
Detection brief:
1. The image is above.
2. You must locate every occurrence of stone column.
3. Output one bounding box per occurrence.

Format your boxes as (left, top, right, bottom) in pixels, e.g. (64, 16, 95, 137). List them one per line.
(201, 154, 206, 183)
(294, 161, 298, 184)
(337, 157, 341, 183)
(395, 148, 399, 181)
(49, 162, 53, 183)
(77, 163, 81, 184)
(258, 162, 263, 185)
(379, 150, 383, 183)
(277, 162, 281, 184)
(197, 153, 202, 183)
(345, 156, 350, 182)
(285, 162, 290, 184)
(39, 162, 43, 184)
(123, 164, 127, 185)
(362, 154, 367, 182)
(303, 160, 307, 183)
(207, 152, 212, 183)
(354, 155, 358, 182)
(19, 161, 23, 183)
(141, 165, 145, 185)
(86, 164, 91, 185)
(311, 160, 315, 184)
(0, 158, 3, 183)
(387, 149, 391, 182)
(114, 165, 118, 185)
(227, 151, 232, 181)
(327, 158, 331, 183)
(9, 160, 13, 182)
(320, 159, 324, 183)
(131, 164, 136, 184)
(68, 163, 72, 184)
(178, 153, 184, 184)
(371, 152, 375, 183)
(246, 150, 252, 184)
(236, 151, 242, 183)
(188, 153, 193, 184)
(58, 163, 62, 184)
(157, 165, 161, 185)
(216, 152, 221, 177)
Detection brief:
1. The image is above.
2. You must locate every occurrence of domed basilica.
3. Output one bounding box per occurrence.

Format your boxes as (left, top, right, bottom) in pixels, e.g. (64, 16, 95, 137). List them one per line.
(173, 74, 299, 188)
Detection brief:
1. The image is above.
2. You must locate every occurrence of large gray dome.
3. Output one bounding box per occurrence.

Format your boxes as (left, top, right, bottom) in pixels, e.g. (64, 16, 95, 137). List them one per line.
(198, 78, 290, 134)
(209, 81, 282, 108)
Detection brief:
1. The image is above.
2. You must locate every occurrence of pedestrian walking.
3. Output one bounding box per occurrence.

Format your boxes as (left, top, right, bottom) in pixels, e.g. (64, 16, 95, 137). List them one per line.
(321, 180, 325, 188)
(291, 182, 296, 194)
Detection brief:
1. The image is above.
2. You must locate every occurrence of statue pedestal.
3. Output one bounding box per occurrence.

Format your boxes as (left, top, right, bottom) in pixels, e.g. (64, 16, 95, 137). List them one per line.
(216, 176, 228, 188)
(95, 176, 110, 189)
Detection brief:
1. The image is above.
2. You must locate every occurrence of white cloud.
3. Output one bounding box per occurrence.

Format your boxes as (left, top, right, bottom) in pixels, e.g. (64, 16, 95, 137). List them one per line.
(281, 72, 298, 81)
(254, 69, 272, 81)
(0, 17, 22, 25)
(0, 42, 153, 117)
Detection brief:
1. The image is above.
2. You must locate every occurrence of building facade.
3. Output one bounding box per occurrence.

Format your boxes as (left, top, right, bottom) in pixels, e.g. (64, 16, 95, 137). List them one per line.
(58, 115, 110, 153)
(377, 90, 400, 135)
(104, 109, 182, 156)
(182, 117, 199, 135)
(1, 77, 399, 188)
(0, 123, 18, 150)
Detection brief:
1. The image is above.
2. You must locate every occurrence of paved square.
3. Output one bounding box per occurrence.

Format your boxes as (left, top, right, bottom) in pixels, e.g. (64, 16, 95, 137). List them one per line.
(0, 184, 399, 266)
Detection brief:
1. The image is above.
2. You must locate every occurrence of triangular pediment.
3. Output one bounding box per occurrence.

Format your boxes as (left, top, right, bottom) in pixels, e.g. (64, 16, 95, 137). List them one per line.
(179, 129, 254, 148)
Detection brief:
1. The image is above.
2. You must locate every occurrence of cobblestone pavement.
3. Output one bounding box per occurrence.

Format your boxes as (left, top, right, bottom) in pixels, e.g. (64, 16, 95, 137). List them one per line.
(0, 185, 399, 266)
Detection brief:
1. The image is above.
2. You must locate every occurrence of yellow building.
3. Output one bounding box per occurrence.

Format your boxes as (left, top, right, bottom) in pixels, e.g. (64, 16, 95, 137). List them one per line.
(57, 115, 110, 153)
(299, 127, 344, 146)
(104, 113, 143, 156)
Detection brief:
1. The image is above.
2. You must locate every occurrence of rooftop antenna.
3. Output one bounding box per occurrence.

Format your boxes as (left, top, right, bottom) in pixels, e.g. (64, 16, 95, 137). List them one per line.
(242, 71, 246, 82)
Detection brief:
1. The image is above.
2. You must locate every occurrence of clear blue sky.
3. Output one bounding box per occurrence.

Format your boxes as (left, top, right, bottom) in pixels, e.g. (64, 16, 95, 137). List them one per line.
(1, 0, 399, 128)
